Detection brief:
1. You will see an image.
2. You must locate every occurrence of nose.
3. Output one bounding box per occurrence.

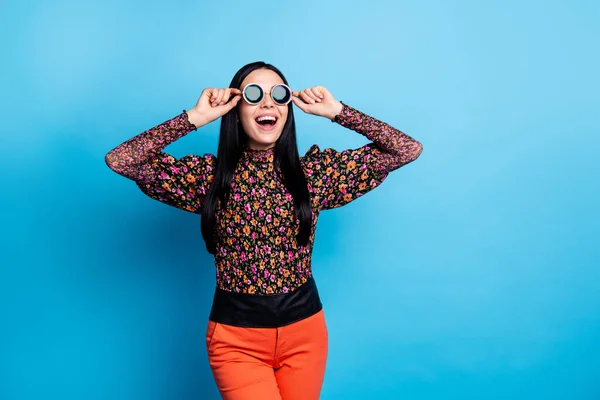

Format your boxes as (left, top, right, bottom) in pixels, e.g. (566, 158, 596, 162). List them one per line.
(260, 92, 275, 108)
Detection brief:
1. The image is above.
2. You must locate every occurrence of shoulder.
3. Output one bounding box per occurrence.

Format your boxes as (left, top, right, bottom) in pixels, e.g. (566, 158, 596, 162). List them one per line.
(301, 145, 348, 184)
(301, 144, 379, 167)
(301, 144, 339, 164)
(300, 144, 332, 170)
(179, 153, 217, 167)
(164, 153, 217, 177)
(301, 144, 321, 161)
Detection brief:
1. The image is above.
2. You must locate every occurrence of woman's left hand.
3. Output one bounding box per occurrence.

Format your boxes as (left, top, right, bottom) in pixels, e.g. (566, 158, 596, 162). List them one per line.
(292, 86, 343, 121)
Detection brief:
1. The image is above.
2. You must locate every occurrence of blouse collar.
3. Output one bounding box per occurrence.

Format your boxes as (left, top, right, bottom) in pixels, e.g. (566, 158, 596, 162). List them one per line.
(241, 144, 275, 164)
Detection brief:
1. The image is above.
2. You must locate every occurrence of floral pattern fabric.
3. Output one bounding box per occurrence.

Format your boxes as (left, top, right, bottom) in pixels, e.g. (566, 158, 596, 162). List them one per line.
(105, 103, 422, 295)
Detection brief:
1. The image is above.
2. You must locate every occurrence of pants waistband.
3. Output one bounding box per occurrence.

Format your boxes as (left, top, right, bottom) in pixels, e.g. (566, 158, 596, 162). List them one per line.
(209, 277, 323, 328)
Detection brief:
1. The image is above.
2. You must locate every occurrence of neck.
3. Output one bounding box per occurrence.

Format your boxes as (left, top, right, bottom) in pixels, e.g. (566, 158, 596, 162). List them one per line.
(246, 142, 275, 151)
(242, 143, 275, 163)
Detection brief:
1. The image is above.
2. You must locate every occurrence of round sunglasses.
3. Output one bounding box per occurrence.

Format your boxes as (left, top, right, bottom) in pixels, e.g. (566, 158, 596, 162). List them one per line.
(242, 83, 292, 106)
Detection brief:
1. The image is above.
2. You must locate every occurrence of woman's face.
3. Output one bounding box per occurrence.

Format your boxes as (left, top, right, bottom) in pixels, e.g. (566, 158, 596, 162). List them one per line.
(238, 69, 289, 150)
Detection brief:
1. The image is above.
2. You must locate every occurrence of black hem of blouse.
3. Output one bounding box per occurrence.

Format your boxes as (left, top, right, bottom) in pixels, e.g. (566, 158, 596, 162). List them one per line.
(208, 277, 323, 328)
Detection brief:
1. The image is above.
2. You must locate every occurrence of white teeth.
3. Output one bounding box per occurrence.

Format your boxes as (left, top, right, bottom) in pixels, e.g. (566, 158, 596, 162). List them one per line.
(256, 116, 276, 122)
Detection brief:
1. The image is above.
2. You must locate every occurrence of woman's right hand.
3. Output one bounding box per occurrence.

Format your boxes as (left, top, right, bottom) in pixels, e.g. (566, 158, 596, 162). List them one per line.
(187, 88, 242, 128)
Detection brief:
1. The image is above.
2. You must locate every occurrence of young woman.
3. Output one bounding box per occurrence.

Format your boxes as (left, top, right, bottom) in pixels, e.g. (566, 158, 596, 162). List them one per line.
(105, 61, 423, 400)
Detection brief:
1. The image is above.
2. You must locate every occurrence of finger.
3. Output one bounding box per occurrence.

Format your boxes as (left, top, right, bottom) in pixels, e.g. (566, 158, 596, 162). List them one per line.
(222, 88, 231, 104)
(224, 94, 242, 111)
(205, 88, 216, 103)
(293, 90, 310, 104)
(299, 90, 315, 104)
(292, 90, 306, 102)
(292, 96, 309, 112)
(214, 89, 226, 106)
(208, 89, 220, 106)
(313, 86, 325, 99)
(226, 88, 241, 103)
(303, 91, 316, 104)
(306, 88, 321, 103)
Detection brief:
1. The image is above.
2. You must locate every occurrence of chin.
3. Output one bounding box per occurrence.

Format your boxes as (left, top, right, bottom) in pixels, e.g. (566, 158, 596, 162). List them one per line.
(248, 136, 280, 149)
(247, 128, 283, 149)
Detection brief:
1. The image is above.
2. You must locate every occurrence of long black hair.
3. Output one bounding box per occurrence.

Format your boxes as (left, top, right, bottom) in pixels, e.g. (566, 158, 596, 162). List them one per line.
(200, 62, 312, 254)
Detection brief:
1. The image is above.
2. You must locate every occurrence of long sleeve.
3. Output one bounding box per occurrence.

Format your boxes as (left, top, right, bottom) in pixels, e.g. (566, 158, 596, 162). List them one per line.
(302, 103, 422, 211)
(105, 111, 216, 213)
(333, 102, 423, 174)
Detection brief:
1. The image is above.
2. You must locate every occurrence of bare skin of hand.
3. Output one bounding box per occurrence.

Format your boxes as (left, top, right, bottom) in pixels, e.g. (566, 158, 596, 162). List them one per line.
(187, 87, 242, 128)
(292, 86, 343, 121)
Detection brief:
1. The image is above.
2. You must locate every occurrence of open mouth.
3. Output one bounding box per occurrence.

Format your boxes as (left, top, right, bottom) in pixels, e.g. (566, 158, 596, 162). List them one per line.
(255, 115, 278, 131)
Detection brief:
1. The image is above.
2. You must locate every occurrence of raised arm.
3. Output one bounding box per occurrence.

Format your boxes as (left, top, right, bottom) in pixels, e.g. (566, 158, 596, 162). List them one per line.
(333, 102, 423, 174)
(105, 88, 242, 213)
(295, 86, 423, 211)
(105, 110, 201, 183)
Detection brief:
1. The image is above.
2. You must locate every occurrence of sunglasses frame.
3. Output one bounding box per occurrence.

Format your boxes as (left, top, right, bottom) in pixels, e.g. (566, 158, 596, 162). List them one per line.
(242, 83, 293, 106)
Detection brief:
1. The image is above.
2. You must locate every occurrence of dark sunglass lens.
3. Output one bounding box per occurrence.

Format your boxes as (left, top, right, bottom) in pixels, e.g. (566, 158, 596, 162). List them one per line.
(272, 85, 291, 104)
(244, 85, 263, 103)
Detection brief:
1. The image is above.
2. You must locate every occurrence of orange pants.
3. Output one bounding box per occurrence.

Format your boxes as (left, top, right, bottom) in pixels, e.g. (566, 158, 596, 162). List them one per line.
(205, 309, 328, 400)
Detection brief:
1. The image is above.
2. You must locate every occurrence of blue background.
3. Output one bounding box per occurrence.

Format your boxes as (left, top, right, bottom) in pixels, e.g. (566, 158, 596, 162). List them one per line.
(1, 0, 599, 399)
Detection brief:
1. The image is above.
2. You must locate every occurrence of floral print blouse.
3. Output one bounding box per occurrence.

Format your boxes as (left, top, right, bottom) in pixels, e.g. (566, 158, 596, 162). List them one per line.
(105, 103, 422, 295)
